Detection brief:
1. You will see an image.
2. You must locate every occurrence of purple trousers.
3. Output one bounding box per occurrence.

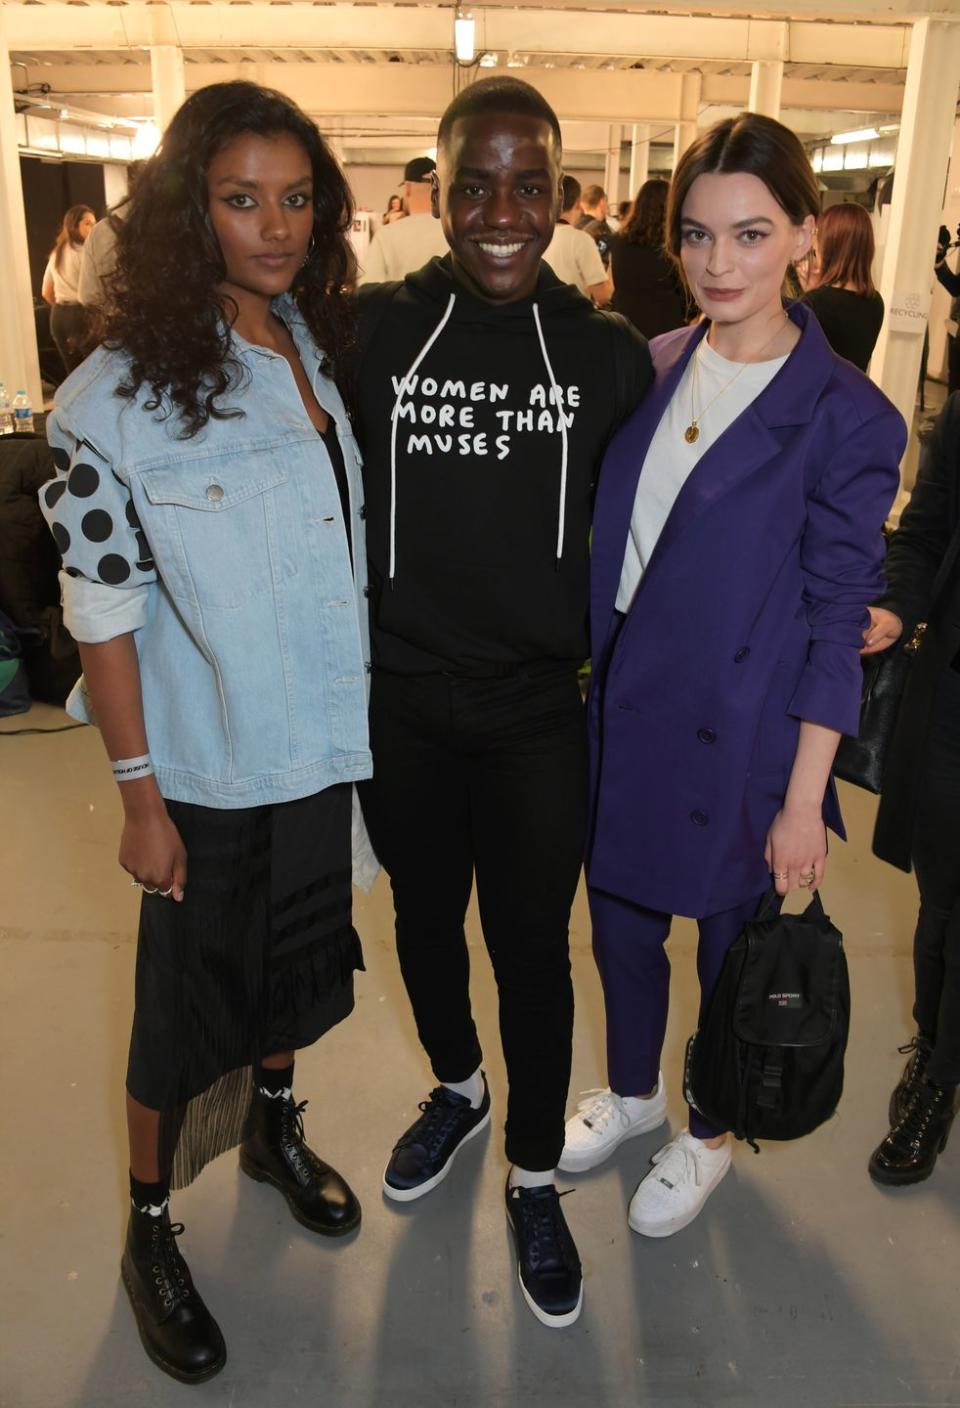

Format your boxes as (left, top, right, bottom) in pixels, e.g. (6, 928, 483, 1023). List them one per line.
(588, 887, 764, 1139)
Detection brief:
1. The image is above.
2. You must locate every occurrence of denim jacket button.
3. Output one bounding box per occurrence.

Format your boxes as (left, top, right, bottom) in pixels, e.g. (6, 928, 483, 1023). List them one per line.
(206, 483, 224, 502)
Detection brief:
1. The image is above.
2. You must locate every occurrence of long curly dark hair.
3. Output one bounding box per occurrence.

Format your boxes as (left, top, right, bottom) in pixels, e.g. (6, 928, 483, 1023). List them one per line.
(103, 82, 356, 438)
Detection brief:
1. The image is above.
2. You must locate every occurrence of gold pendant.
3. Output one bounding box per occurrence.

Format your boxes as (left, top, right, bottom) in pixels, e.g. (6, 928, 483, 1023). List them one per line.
(684, 422, 700, 444)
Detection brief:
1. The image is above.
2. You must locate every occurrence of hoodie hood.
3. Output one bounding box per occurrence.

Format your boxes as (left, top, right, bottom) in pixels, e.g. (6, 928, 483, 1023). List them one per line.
(404, 254, 592, 325)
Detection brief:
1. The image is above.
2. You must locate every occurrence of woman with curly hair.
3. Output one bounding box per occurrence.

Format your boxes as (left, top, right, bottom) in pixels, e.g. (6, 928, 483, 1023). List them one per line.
(42, 203, 96, 372)
(39, 82, 371, 1383)
(609, 178, 690, 338)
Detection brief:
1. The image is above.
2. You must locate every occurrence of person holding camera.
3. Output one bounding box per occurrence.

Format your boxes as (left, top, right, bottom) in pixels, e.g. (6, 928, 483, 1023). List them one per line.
(865, 390, 960, 1186)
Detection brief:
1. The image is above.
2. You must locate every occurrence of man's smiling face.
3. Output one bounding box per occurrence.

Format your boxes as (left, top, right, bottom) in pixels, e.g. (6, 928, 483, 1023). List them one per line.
(435, 109, 562, 304)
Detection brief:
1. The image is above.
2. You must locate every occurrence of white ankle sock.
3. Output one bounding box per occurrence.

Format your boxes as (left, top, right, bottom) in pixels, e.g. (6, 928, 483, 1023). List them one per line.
(509, 1165, 556, 1191)
(443, 1067, 484, 1109)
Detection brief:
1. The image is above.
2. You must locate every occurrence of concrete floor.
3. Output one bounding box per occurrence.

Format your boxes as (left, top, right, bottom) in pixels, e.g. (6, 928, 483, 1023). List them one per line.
(2, 700, 959, 1408)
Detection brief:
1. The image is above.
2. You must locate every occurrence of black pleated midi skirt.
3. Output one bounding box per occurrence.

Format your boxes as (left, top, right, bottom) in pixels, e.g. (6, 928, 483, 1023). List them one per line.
(125, 782, 362, 1188)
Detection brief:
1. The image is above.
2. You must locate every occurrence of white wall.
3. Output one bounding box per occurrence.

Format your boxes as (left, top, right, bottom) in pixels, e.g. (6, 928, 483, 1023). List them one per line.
(344, 164, 405, 217)
(102, 161, 130, 210)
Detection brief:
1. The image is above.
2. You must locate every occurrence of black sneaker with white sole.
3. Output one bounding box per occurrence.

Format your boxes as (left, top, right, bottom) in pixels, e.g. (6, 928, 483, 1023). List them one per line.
(383, 1076, 490, 1201)
(505, 1179, 583, 1328)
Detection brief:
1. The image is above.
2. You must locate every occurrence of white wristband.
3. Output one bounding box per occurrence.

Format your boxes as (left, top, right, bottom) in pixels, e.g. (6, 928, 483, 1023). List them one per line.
(111, 754, 154, 781)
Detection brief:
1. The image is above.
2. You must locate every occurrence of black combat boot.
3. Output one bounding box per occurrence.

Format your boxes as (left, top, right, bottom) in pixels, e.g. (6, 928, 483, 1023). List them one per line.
(120, 1205, 226, 1384)
(239, 1089, 361, 1235)
(888, 1035, 932, 1125)
(869, 1080, 957, 1186)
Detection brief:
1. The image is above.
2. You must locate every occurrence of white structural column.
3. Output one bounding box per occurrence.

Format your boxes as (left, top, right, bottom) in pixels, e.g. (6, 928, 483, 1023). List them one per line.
(673, 121, 698, 170)
(748, 60, 784, 118)
(150, 46, 186, 133)
(871, 18, 960, 439)
(603, 124, 623, 208)
(148, 6, 186, 134)
(672, 72, 702, 171)
(628, 124, 650, 198)
(0, 14, 42, 409)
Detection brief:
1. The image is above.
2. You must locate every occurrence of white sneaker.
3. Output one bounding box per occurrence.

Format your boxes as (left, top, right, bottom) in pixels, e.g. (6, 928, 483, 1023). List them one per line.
(628, 1130, 731, 1237)
(559, 1075, 667, 1173)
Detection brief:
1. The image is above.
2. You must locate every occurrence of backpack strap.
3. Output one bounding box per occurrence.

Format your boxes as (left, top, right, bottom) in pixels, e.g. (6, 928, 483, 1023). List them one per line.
(755, 1050, 784, 1111)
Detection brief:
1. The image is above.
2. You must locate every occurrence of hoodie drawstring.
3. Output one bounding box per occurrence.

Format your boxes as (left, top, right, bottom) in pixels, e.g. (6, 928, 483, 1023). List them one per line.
(388, 291, 570, 585)
(531, 302, 569, 568)
(388, 291, 457, 584)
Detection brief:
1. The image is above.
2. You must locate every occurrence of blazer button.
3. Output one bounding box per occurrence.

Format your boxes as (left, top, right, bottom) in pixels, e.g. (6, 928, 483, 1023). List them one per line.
(697, 727, 717, 744)
(734, 647, 750, 663)
(206, 483, 224, 502)
(690, 809, 709, 826)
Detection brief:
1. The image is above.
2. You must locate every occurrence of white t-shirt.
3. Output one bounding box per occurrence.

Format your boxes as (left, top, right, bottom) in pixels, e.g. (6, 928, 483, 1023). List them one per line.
(358, 213, 449, 283)
(43, 243, 83, 303)
(616, 337, 790, 612)
(78, 218, 118, 308)
(544, 223, 606, 296)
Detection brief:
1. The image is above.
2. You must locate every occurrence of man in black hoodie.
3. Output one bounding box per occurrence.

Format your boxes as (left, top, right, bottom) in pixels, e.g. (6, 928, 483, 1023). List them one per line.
(355, 78, 652, 1329)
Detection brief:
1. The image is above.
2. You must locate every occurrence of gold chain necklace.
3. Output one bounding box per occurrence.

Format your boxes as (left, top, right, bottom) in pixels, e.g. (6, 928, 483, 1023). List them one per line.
(684, 317, 790, 445)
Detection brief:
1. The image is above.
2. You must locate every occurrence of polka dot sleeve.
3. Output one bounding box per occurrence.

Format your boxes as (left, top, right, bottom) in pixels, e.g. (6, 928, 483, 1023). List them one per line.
(40, 414, 156, 643)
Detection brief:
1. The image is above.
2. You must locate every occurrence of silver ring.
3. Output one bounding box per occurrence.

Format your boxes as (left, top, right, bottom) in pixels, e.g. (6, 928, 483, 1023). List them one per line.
(142, 885, 159, 895)
(158, 886, 174, 898)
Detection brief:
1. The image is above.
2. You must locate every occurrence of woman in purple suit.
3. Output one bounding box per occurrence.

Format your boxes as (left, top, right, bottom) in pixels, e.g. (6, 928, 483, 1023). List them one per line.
(560, 114, 905, 1235)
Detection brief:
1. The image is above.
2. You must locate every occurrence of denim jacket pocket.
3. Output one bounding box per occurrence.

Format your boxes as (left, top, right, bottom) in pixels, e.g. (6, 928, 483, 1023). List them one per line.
(138, 458, 291, 609)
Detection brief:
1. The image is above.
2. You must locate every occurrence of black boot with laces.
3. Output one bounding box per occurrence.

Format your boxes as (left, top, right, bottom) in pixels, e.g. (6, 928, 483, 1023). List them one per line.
(383, 1077, 491, 1202)
(121, 1205, 226, 1384)
(239, 1088, 361, 1235)
(869, 1079, 957, 1186)
(888, 1035, 932, 1125)
(505, 1178, 583, 1328)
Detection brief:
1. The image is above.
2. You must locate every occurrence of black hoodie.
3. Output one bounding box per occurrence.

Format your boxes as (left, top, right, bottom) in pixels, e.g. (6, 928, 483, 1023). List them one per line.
(355, 255, 652, 675)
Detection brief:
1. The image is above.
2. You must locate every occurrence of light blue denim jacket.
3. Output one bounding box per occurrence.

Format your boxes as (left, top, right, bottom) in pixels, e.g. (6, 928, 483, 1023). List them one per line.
(40, 296, 372, 807)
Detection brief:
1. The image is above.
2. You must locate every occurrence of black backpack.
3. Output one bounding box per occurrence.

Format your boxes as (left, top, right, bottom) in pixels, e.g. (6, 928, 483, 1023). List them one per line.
(684, 889, 849, 1149)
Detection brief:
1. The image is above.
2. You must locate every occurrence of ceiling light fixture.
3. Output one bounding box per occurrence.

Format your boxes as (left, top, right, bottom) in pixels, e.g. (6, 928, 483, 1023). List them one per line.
(830, 126, 880, 144)
(454, 9, 475, 64)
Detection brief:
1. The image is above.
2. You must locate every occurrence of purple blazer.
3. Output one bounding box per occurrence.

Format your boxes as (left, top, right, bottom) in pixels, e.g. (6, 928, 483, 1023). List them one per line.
(586, 303, 905, 919)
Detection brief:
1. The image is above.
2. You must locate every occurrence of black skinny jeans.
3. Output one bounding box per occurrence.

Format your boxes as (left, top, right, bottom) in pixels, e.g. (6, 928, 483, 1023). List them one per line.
(360, 665, 588, 1171)
(50, 303, 89, 375)
(912, 665, 960, 1086)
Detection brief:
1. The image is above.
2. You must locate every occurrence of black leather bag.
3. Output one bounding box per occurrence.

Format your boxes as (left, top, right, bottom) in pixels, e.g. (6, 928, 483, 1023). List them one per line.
(684, 889, 849, 1148)
(832, 625, 925, 794)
